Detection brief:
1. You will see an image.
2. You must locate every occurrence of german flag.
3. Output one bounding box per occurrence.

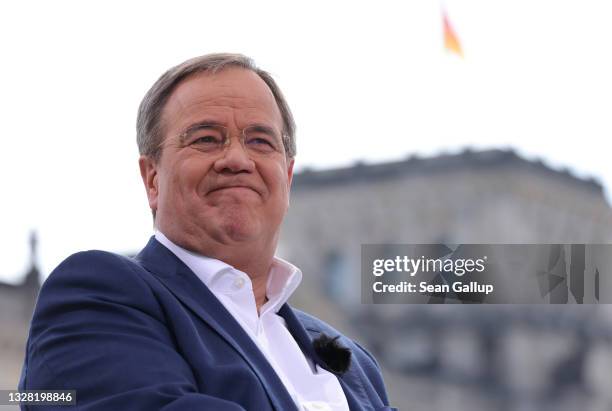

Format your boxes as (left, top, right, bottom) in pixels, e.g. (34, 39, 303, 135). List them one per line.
(443, 9, 463, 57)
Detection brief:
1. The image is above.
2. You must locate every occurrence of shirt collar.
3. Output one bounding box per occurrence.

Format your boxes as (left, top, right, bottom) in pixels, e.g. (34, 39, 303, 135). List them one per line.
(154, 230, 302, 313)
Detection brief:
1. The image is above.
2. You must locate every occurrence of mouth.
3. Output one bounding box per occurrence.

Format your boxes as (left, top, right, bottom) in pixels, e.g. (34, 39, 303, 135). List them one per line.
(208, 185, 260, 196)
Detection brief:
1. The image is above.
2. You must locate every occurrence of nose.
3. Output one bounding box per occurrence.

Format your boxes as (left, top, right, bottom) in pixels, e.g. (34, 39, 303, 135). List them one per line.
(212, 137, 256, 174)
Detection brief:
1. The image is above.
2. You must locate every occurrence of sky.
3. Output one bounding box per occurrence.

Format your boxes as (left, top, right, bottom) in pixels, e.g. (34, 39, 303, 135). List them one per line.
(1, 0, 611, 283)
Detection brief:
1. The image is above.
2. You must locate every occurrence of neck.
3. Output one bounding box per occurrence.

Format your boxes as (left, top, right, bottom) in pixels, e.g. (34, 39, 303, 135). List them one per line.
(157, 226, 276, 312)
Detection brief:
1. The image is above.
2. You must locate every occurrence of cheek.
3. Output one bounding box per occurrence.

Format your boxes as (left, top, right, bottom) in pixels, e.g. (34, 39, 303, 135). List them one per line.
(161, 156, 210, 200)
(264, 163, 291, 204)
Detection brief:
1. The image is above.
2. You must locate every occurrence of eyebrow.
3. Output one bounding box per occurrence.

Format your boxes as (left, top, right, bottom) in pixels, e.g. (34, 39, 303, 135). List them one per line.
(179, 120, 225, 144)
(248, 124, 277, 134)
(184, 120, 225, 132)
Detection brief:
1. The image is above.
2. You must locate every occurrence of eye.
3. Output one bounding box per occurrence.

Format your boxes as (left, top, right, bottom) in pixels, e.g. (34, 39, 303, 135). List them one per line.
(248, 137, 274, 146)
(189, 135, 223, 152)
(183, 125, 225, 151)
(192, 135, 221, 144)
(245, 136, 276, 154)
(244, 127, 280, 153)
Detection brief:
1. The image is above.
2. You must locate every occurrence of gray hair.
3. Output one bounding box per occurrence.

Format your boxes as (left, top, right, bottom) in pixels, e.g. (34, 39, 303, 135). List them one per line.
(136, 53, 296, 161)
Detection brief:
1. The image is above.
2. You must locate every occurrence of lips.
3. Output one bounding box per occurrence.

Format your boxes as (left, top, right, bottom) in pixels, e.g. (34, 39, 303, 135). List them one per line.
(208, 185, 260, 196)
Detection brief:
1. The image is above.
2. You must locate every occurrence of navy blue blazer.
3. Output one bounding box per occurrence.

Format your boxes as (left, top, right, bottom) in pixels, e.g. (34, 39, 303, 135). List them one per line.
(20, 237, 396, 410)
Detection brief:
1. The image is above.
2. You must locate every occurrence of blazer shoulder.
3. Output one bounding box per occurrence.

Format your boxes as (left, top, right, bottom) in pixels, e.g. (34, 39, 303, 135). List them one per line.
(33, 249, 164, 328)
(52, 249, 144, 275)
(43, 249, 151, 289)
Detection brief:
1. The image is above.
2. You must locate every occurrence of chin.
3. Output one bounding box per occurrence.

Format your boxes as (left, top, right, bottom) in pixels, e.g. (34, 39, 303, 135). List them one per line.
(216, 208, 260, 242)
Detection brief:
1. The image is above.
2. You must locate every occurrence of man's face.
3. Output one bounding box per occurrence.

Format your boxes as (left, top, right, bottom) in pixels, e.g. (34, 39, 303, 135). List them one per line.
(139, 68, 294, 252)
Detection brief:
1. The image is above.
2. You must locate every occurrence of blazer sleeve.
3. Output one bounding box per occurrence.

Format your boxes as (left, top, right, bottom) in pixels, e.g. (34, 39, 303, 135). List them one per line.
(20, 251, 246, 411)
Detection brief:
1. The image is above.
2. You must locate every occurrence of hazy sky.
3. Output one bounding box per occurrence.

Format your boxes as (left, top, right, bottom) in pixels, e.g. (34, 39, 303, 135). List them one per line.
(1, 0, 611, 283)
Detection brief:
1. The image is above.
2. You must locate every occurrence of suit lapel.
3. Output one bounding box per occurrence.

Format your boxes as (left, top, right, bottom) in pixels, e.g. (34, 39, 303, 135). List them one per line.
(278, 304, 375, 411)
(135, 237, 298, 411)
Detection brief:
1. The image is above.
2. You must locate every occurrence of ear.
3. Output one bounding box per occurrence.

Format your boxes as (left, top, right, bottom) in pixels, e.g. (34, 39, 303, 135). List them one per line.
(285, 158, 295, 210)
(286, 158, 295, 188)
(139, 155, 159, 213)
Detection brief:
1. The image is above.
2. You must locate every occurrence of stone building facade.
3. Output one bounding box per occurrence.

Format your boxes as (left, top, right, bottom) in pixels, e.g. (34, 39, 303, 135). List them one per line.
(281, 149, 612, 411)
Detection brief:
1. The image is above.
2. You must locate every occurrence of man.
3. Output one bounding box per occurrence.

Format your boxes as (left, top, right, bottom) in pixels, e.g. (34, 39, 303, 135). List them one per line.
(19, 53, 395, 411)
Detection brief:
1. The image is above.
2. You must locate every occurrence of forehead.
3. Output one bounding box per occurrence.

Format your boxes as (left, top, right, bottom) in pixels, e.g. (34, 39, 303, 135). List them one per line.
(161, 67, 283, 133)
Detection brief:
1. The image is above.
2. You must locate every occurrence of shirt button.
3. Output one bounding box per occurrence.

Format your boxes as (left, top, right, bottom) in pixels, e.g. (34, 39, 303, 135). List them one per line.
(233, 277, 246, 289)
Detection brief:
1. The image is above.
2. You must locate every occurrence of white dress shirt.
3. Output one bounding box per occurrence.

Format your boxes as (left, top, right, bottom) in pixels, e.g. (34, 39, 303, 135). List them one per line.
(155, 231, 349, 411)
